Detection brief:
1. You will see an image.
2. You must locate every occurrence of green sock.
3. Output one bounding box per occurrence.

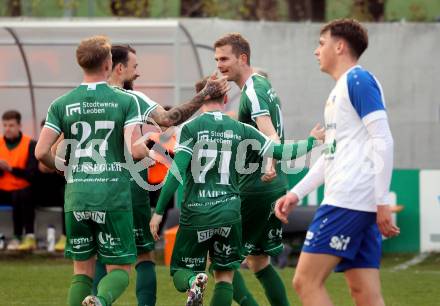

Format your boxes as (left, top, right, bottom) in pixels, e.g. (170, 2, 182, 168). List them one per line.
(210, 282, 233, 306)
(136, 261, 157, 306)
(67, 274, 93, 306)
(97, 269, 130, 306)
(172, 269, 196, 292)
(255, 264, 290, 306)
(92, 261, 107, 295)
(232, 270, 259, 306)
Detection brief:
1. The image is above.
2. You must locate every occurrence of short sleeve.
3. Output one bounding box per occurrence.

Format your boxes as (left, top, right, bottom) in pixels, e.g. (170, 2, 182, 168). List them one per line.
(124, 95, 142, 128)
(174, 125, 194, 156)
(131, 90, 159, 122)
(243, 123, 273, 156)
(244, 81, 271, 121)
(347, 68, 387, 125)
(44, 102, 62, 135)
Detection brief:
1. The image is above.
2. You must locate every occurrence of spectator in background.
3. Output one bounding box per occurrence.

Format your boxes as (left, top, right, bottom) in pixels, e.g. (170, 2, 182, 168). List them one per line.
(33, 120, 66, 251)
(0, 110, 38, 251)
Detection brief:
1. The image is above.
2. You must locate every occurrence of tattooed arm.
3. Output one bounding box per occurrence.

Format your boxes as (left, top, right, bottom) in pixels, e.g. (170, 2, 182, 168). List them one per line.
(150, 75, 229, 127)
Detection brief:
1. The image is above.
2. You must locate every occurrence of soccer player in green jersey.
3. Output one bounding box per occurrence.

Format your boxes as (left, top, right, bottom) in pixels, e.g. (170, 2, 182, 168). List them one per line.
(149, 77, 323, 306)
(92, 44, 229, 306)
(214, 33, 292, 306)
(35, 36, 151, 306)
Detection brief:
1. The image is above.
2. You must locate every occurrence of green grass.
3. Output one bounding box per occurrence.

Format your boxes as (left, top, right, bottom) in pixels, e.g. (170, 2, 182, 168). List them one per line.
(0, 253, 439, 306)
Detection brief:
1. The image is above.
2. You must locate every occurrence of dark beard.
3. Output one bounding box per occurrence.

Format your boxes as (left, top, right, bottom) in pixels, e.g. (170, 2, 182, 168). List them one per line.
(123, 80, 134, 90)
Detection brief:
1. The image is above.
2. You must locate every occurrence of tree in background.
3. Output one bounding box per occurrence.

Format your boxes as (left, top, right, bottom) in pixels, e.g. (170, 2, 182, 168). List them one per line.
(0, 0, 437, 21)
(285, 0, 326, 21)
(110, 0, 149, 17)
(351, 0, 385, 21)
(240, 0, 279, 21)
(6, 0, 21, 16)
(180, 0, 221, 17)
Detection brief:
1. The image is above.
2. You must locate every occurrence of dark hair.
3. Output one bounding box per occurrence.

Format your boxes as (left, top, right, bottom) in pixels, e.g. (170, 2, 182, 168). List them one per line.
(320, 19, 368, 59)
(214, 33, 251, 65)
(111, 44, 136, 70)
(76, 35, 111, 73)
(2, 110, 21, 124)
(195, 77, 224, 103)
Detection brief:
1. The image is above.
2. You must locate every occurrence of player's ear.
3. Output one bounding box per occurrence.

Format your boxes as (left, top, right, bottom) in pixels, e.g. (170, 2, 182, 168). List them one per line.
(336, 39, 345, 55)
(239, 53, 247, 65)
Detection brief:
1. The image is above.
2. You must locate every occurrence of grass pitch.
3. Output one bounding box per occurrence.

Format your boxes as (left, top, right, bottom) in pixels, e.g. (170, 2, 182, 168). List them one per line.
(0, 253, 439, 306)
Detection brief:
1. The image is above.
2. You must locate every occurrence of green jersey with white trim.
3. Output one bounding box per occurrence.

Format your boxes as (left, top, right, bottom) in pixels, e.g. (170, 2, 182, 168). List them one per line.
(175, 111, 272, 228)
(45, 82, 142, 212)
(116, 88, 159, 207)
(238, 73, 288, 194)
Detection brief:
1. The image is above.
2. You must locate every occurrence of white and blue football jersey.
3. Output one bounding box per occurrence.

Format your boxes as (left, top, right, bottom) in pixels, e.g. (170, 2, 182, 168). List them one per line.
(322, 65, 388, 212)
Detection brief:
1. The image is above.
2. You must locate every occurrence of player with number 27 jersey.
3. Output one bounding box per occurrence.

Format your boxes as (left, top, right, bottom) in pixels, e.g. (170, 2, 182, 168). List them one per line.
(45, 81, 142, 265)
(45, 82, 142, 212)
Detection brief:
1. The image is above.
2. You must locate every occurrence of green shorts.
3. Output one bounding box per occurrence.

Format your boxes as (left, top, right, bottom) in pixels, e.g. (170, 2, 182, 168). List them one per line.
(133, 203, 155, 254)
(170, 222, 242, 275)
(65, 211, 137, 265)
(240, 190, 285, 258)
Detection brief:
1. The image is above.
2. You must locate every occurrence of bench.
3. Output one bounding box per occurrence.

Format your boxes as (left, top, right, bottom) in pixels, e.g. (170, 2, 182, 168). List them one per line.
(0, 203, 63, 241)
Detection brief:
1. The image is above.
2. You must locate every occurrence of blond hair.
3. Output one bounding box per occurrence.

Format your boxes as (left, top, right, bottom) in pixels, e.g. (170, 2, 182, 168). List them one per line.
(76, 35, 111, 73)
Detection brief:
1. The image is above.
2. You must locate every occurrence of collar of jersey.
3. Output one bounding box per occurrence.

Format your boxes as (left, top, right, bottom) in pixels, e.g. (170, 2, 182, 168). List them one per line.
(204, 111, 224, 116)
(241, 72, 261, 92)
(337, 65, 362, 83)
(80, 81, 107, 86)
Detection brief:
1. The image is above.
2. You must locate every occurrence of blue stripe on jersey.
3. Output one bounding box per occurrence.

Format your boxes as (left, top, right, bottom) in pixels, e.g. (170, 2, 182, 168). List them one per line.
(347, 67, 385, 119)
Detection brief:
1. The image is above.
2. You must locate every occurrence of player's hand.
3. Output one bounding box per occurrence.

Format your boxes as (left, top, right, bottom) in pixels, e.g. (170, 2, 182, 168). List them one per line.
(377, 205, 400, 238)
(261, 158, 277, 182)
(149, 213, 163, 241)
(274, 192, 299, 224)
(0, 159, 12, 172)
(202, 72, 230, 100)
(309, 123, 325, 143)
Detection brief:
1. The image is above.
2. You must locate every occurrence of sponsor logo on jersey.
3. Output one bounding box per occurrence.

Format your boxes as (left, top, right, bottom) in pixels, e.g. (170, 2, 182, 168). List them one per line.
(69, 236, 94, 250)
(198, 189, 227, 198)
(304, 231, 314, 246)
(267, 202, 276, 220)
(244, 242, 255, 251)
(98, 232, 121, 248)
(213, 242, 232, 256)
(181, 257, 205, 268)
(66, 103, 81, 116)
(268, 228, 283, 240)
(133, 228, 144, 238)
(329, 235, 351, 251)
(197, 131, 210, 141)
(73, 211, 106, 224)
(196, 130, 241, 144)
(267, 88, 278, 102)
(197, 227, 231, 243)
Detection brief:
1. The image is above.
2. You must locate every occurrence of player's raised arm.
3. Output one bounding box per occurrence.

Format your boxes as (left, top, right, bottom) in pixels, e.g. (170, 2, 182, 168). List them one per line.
(255, 116, 281, 182)
(150, 74, 229, 127)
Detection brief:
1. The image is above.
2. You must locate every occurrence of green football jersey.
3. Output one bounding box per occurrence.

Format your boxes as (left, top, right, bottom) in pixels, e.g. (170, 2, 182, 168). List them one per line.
(45, 82, 142, 212)
(238, 73, 288, 194)
(175, 111, 272, 228)
(118, 89, 158, 207)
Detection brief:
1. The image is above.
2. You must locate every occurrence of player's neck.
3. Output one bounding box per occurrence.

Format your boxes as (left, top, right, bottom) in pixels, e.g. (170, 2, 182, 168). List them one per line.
(331, 58, 358, 81)
(237, 66, 253, 89)
(107, 74, 123, 88)
(83, 71, 108, 84)
(201, 102, 224, 113)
